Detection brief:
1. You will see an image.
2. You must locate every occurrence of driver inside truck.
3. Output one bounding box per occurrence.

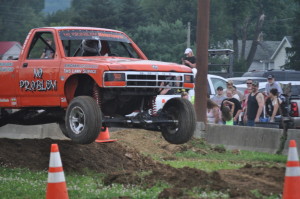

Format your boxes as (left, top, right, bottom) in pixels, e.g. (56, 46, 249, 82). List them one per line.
(82, 39, 102, 56)
(40, 39, 55, 59)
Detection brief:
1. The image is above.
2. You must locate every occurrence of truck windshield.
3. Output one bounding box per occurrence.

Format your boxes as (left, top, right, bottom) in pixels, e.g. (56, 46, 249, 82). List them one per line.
(59, 30, 139, 58)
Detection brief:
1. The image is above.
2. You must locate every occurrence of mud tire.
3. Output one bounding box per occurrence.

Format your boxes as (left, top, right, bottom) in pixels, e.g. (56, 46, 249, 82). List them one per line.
(65, 96, 102, 144)
(59, 121, 70, 138)
(161, 97, 196, 144)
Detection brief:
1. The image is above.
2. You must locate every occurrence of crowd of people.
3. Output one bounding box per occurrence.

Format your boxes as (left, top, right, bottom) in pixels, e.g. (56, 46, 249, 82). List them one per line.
(180, 47, 285, 126)
(206, 75, 284, 126)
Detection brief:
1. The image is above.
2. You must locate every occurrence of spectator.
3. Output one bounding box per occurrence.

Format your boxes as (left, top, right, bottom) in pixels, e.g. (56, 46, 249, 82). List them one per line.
(211, 86, 226, 106)
(182, 48, 196, 77)
(232, 86, 241, 101)
(207, 98, 222, 124)
(221, 100, 235, 125)
(221, 89, 242, 125)
(265, 74, 283, 96)
(242, 79, 253, 124)
(182, 48, 196, 68)
(246, 81, 265, 126)
(266, 88, 282, 122)
(223, 80, 234, 94)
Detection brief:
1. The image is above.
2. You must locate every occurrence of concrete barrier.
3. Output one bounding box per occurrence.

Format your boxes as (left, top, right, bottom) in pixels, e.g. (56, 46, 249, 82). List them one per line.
(0, 124, 68, 140)
(282, 129, 300, 155)
(203, 124, 284, 154)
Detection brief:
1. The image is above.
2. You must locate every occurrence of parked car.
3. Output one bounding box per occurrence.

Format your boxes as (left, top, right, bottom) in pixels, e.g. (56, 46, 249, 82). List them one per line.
(242, 69, 300, 81)
(227, 77, 267, 85)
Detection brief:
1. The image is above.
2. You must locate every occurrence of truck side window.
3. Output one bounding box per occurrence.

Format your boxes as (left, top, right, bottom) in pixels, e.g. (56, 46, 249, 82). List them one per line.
(27, 32, 55, 59)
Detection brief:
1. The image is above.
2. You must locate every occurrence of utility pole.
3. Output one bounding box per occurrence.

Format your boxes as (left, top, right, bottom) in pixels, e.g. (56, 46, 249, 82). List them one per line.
(195, 0, 210, 122)
(187, 22, 191, 48)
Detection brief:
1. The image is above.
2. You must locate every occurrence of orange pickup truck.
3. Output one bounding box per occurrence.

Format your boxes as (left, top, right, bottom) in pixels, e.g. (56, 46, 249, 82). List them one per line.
(0, 27, 195, 144)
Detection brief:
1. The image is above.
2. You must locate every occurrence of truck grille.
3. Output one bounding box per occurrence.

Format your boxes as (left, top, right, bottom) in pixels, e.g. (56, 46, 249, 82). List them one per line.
(104, 71, 193, 88)
(126, 73, 182, 87)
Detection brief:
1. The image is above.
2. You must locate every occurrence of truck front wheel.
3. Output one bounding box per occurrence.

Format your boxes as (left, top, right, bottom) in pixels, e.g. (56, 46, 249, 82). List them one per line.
(161, 98, 196, 144)
(65, 96, 102, 144)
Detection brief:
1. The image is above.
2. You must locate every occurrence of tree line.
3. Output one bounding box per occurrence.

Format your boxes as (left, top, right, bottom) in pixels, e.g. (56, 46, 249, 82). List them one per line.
(0, 0, 299, 71)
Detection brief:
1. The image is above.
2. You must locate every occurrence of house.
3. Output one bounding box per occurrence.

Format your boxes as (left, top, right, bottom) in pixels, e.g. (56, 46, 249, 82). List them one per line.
(230, 40, 280, 71)
(270, 36, 293, 69)
(0, 41, 22, 60)
(230, 36, 292, 72)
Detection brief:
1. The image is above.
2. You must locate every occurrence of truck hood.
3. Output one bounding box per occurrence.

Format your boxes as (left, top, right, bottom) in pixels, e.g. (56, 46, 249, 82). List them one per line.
(74, 57, 192, 73)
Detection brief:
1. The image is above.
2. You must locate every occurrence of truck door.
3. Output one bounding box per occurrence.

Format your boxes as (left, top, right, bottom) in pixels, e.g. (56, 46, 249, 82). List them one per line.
(18, 31, 61, 107)
(0, 60, 18, 108)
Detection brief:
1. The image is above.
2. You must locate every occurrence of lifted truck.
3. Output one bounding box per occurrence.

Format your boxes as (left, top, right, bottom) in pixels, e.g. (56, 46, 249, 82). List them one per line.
(0, 27, 196, 144)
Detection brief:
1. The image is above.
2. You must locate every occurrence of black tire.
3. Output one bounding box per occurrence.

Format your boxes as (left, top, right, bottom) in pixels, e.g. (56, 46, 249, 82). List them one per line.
(58, 121, 69, 138)
(161, 97, 196, 144)
(65, 96, 102, 144)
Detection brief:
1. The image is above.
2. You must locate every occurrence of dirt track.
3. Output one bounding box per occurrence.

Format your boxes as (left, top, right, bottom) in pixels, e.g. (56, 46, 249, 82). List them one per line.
(0, 129, 285, 198)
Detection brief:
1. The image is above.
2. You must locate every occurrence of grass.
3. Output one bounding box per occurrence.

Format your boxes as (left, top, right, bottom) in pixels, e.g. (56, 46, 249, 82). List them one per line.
(162, 159, 243, 171)
(0, 167, 168, 199)
(157, 139, 286, 171)
(0, 139, 286, 198)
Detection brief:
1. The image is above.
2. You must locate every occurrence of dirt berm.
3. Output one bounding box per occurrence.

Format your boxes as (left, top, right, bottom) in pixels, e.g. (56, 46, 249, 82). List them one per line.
(0, 129, 285, 198)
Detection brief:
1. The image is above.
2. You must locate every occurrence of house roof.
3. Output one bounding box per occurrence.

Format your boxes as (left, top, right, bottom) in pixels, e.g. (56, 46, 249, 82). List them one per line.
(270, 36, 293, 60)
(229, 40, 281, 61)
(0, 41, 21, 55)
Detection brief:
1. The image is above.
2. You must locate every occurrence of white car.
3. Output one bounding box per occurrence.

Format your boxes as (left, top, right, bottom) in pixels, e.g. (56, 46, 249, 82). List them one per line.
(154, 74, 227, 112)
(227, 77, 267, 85)
(235, 81, 298, 94)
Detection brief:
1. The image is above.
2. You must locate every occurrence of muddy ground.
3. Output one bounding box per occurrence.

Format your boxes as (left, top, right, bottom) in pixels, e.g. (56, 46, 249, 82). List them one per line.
(0, 129, 285, 198)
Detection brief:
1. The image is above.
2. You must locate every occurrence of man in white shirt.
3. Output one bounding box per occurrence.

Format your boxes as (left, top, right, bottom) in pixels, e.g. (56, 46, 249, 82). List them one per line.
(211, 86, 226, 106)
(265, 74, 283, 96)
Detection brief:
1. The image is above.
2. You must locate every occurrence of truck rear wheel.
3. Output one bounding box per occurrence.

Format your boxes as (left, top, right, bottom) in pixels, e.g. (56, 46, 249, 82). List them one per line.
(65, 96, 102, 144)
(161, 98, 196, 144)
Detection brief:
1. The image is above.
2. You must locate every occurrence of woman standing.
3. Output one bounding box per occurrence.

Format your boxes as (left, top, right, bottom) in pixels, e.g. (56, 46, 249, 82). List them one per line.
(221, 100, 235, 125)
(266, 88, 282, 122)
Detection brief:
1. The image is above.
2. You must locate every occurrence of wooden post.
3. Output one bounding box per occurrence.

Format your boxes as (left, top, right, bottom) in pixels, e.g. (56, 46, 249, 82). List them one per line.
(195, 0, 210, 122)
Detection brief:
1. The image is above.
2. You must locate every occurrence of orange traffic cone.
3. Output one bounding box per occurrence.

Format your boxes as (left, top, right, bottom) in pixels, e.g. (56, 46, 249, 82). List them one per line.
(46, 144, 69, 199)
(95, 127, 117, 143)
(283, 140, 300, 199)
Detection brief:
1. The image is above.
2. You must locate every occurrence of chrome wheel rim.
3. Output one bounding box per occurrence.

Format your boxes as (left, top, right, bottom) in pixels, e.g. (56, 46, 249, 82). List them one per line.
(69, 106, 85, 134)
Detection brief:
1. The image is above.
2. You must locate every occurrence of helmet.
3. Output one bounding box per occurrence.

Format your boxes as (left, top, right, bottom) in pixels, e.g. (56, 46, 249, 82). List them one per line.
(82, 39, 101, 55)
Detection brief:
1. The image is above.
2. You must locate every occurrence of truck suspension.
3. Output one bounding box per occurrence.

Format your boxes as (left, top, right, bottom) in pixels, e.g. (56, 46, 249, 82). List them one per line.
(92, 83, 101, 108)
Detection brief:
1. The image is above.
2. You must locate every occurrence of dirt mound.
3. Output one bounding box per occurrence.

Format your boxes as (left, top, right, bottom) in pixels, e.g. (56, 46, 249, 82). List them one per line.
(104, 165, 284, 198)
(0, 129, 285, 198)
(0, 138, 157, 173)
(110, 129, 190, 156)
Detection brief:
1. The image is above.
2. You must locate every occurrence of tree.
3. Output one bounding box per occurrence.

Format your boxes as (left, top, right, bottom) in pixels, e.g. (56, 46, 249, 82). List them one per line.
(0, 1, 45, 42)
(287, 0, 300, 70)
(223, 0, 297, 71)
(132, 20, 186, 63)
(70, 0, 120, 29)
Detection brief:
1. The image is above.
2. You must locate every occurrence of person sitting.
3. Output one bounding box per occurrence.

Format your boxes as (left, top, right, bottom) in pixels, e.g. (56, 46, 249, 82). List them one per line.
(82, 39, 101, 56)
(265, 88, 282, 122)
(41, 39, 55, 59)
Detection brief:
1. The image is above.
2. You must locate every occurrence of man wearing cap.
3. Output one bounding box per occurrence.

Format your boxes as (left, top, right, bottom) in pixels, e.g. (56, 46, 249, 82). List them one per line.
(246, 81, 265, 126)
(182, 48, 196, 68)
(265, 74, 282, 96)
(211, 86, 226, 106)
